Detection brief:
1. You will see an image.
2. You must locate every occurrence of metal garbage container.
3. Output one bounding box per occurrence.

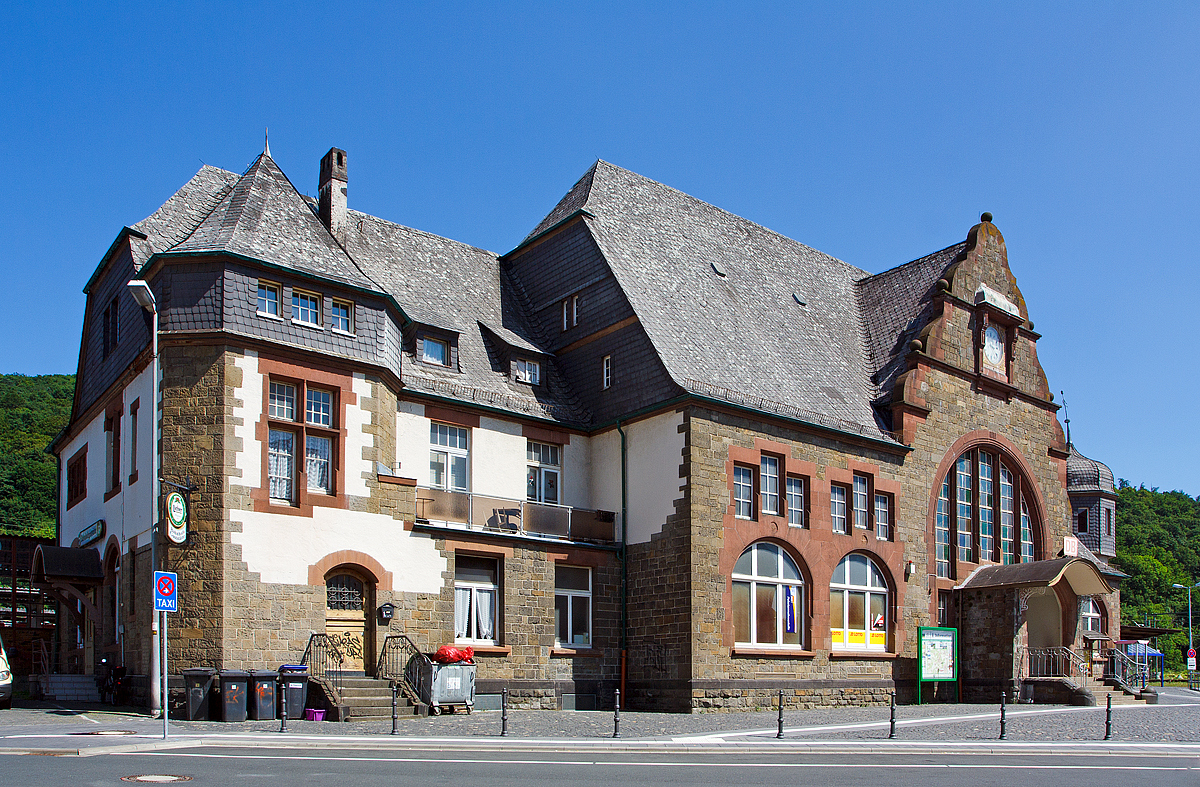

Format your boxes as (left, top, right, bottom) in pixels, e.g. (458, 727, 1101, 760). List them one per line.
(248, 670, 277, 720)
(277, 664, 308, 720)
(218, 669, 250, 722)
(182, 668, 217, 721)
(415, 659, 476, 715)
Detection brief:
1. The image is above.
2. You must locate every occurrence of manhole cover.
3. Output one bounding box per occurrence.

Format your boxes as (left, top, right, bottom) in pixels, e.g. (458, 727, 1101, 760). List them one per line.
(121, 777, 192, 783)
(74, 730, 137, 736)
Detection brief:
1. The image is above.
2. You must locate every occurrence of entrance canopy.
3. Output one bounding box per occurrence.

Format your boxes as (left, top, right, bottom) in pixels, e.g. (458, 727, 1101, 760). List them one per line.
(31, 545, 104, 623)
(956, 557, 1113, 596)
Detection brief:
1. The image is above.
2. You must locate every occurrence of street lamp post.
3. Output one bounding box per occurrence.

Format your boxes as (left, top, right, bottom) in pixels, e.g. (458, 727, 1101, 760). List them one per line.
(1172, 581, 1200, 676)
(127, 279, 160, 717)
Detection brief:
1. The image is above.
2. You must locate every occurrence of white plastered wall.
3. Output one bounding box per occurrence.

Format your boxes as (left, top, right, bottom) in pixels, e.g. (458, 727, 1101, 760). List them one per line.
(473, 416, 525, 499)
(343, 373, 373, 498)
(591, 410, 685, 545)
(58, 365, 156, 553)
(561, 434, 591, 509)
(231, 350, 263, 490)
(396, 401, 428, 483)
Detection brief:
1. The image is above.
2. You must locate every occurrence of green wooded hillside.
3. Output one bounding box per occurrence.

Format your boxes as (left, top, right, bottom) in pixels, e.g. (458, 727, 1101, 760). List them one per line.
(0, 373, 74, 538)
(1114, 482, 1200, 671)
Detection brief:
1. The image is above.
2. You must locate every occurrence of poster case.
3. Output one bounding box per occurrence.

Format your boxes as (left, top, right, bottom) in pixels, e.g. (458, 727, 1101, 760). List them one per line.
(917, 626, 957, 704)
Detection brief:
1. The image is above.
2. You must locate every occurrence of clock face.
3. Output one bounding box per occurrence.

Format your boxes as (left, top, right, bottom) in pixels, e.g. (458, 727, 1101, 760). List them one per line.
(984, 325, 1004, 365)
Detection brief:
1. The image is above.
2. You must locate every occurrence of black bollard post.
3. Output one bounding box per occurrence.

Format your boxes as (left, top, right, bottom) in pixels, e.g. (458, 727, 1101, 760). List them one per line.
(279, 681, 288, 734)
(999, 691, 1007, 740)
(776, 690, 784, 739)
(1104, 692, 1112, 740)
(889, 692, 896, 739)
(501, 687, 509, 737)
(613, 688, 621, 739)
(391, 682, 399, 735)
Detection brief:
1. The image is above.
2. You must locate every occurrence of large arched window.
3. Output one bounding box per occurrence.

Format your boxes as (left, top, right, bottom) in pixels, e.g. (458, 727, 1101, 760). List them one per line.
(1081, 597, 1106, 633)
(830, 554, 889, 651)
(935, 447, 1039, 577)
(732, 542, 805, 648)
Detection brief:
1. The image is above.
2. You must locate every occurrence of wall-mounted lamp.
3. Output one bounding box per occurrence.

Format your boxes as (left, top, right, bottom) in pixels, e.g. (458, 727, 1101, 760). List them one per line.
(904, 560, 914, 581)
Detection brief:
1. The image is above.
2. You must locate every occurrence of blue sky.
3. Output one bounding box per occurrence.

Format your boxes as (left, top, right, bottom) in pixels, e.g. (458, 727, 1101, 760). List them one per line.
(1, 2, 1195, 493)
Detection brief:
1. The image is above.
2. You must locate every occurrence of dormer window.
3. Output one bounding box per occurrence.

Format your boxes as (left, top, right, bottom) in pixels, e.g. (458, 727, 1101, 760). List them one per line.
(515, 358, 540, 385)
(422, 337, 449, 366)
(293, 290, 321, 326)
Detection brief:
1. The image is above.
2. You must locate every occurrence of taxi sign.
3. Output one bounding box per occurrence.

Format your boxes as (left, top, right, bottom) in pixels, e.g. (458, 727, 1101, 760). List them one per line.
(154, 571, 178, 612)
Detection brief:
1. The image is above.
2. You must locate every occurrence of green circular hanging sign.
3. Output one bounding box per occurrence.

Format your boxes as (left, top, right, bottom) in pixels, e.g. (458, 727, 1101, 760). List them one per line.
(165, 491, 188, 545)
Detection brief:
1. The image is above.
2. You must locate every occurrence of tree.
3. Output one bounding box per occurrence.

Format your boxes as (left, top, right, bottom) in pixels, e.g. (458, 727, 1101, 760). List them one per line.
(0, 374, 74, 539)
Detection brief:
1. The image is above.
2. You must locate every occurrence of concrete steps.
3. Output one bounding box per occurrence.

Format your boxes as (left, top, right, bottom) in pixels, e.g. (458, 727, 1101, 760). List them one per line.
(36, 674, 101, 703)
(1080, 677, 1143, 705)
(335, 676, 420, 718)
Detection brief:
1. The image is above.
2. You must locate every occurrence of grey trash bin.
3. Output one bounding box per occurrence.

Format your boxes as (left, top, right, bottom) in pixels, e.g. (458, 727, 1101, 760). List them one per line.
(248, 670, 277, 720)
(277, 664, 308, 720)
(182, 668, 216, 721)
(219, 669, 250, 722)
(415, 659, 476, 715)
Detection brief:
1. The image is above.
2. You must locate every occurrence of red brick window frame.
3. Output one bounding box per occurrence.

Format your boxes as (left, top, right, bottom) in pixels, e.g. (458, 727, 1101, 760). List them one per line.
(127, 399, 140, 486)
(826, 463, 900, 542)
(103, 400, 122, 502)
(66, 444, 88, 510)
(728, 442, 817, 529)
(252, 357, 354, 517)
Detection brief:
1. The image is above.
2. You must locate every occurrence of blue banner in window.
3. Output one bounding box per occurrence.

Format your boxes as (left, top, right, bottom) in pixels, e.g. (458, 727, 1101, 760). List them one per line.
(784, 585, 796, 634)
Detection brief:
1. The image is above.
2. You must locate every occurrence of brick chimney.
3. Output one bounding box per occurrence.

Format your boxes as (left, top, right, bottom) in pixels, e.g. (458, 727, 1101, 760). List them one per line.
(319, 147, 348, 243)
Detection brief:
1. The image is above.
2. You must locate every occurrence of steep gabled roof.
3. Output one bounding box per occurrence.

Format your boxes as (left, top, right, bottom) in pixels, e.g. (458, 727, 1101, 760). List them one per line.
(133, 165, 240, 256)
(168, 154, 378, 291)
(344, 211, 588, 425)
(526, 160, 895, 443)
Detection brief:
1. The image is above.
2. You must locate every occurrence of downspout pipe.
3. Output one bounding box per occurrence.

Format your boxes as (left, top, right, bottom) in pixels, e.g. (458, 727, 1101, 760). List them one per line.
(617, 421, 628, 703)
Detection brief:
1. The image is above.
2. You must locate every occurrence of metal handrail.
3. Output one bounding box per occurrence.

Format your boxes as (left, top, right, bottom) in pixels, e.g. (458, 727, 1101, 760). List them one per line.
(300, 632, 345, 697)
(1107, 647, 1147, 691)
(413, 487, 616, 542)
(1021, 646, 1087, 684)
(377, 634, 428, 706)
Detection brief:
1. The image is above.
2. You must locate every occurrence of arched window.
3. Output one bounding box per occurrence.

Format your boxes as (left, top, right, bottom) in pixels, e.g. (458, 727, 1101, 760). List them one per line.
(326, 573, 364, 610)
(1081, 597, 1105, 633)
(936, 447, 1039, 577)
(732, 542, 805, 648)
(830, 554, 889, 651)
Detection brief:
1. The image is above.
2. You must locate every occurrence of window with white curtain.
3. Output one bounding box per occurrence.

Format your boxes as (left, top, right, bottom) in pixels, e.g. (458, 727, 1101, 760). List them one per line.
(266, 378, 337, 503)
(268, 429, 294, 502)
(454, 555, 498, 644)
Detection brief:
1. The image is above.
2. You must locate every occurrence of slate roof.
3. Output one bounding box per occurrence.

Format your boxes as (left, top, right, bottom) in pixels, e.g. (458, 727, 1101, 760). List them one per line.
(31, 545, 104, 583)
(167, 154, 378, 291)
(132, 165, 240, 259)
(527, 161, 899, 442)
(342, 211, 588, 424)
(1066, 443, 1116, 494)
(956, 556, 1112, 593)
(857, 243, 966, 396)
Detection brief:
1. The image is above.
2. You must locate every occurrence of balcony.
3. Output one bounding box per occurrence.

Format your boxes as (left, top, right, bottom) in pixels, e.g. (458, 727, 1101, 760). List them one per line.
(414, 488, 617, 543)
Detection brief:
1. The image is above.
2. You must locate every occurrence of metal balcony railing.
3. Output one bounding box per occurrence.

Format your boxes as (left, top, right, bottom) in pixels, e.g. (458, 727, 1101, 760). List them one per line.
(414, 488, 617, 543)
(1018, 646, 1088, 685)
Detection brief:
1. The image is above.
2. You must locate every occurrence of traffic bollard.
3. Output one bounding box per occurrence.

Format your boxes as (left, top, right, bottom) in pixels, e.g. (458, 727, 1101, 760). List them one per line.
(391, 682, 399, 735)
(776, 690, 784, 739)
(613, 688, 621, 739)
(999, 691, 1007, 740)
(279, 682, 288, 734)
(1104, 693, 1112, 740)
(501, 687, 509, 737)
(889, 692, 896, 739)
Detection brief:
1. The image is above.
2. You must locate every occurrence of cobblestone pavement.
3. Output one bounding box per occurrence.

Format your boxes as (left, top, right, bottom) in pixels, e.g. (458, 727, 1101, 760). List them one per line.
(2, 688, 1198, 744)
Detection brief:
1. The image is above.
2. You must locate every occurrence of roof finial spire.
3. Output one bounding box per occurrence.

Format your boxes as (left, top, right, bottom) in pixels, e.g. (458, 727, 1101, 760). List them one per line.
(1061, 390, 1071, 445)
(264, 127, 271, 158)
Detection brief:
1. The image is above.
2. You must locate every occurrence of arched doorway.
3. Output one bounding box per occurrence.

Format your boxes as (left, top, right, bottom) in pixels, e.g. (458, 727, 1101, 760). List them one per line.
(324, 568, 375, 674)
(1026, 590, 1061, 648)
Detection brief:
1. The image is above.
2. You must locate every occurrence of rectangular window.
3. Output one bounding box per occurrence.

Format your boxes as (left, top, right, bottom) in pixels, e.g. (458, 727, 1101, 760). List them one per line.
(430, 423, 469, 492)
(1020, 500, 1035, 562)
(601, 355, 612, 389)
(257, 282, 280, 316)
(268, 429, 295, 502)
(306, 435, 331, 493)
(831, 485, 848, 534)
(1077, 510, 1089, 533)
(999, 465, 1015, 564)
(331, 300, 353, 333)
(306, 388, 332, 426)
(102, 297, 119, 359)
(105, 411, 121, 494)
(515, 359, 540, 385)
(733, 465, 753, 519)
(454, 555, 498, 644)
(1106, 508, 1113, 536)
(937, 591, 951, 627)
(852, 474, 869, 529)
(956, 455, 974, 562)
(875, 493, 890, 541)
(978, 452, 994, 560)
(128, 399, 139, 484)
(554, 565, 591, 647)
(786, 476, 805, 528)
(760, 456, 780, 515)
(292, 291, 321, 325)
(67, 446, 88, 509)
(936, 478, 952, 577)
(422, 337, 449, 366)
(526, 440, 560, 504)
(269, 382, 296, 420)
(562, 295, 579, 331)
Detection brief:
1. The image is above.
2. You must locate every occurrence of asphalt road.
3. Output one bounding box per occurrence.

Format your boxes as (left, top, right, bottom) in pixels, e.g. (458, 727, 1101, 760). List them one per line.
(1, 746, 1196, 786)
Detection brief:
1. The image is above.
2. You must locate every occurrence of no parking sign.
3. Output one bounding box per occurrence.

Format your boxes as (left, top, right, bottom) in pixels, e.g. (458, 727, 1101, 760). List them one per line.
(154, 571, 178, 613)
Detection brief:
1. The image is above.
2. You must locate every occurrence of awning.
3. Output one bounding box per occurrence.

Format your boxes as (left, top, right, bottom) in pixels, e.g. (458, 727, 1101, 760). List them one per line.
(31, 545, 104, 624)
(956, 556, 1113, 596)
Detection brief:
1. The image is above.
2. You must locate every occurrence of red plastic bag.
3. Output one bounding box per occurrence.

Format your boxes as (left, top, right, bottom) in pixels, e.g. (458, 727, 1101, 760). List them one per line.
(432, 645, 474, 664)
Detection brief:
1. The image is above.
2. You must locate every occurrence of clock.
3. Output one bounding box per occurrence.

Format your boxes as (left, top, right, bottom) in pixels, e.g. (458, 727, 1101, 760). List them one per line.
(984, 325, 1004, 365)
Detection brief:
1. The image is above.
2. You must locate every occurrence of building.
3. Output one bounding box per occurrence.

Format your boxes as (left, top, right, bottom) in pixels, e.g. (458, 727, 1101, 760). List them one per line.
(47, 145, 1122, 712)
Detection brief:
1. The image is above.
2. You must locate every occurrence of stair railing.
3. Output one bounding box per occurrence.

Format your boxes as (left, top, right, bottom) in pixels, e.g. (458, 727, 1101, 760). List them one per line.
(1106, 647, 1145, 692)
(377, 634, 428, 706)
(32, 639, 51, 699)
(300, 632, 345, 697)
(1023, 646, 1087, 687)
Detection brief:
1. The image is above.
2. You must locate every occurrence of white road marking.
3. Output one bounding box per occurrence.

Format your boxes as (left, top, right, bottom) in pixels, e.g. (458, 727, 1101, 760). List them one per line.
(52, 704, 100, 724)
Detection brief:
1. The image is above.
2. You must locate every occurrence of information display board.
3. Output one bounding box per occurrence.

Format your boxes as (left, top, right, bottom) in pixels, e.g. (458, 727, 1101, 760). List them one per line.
(917, 626, 957, 704)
